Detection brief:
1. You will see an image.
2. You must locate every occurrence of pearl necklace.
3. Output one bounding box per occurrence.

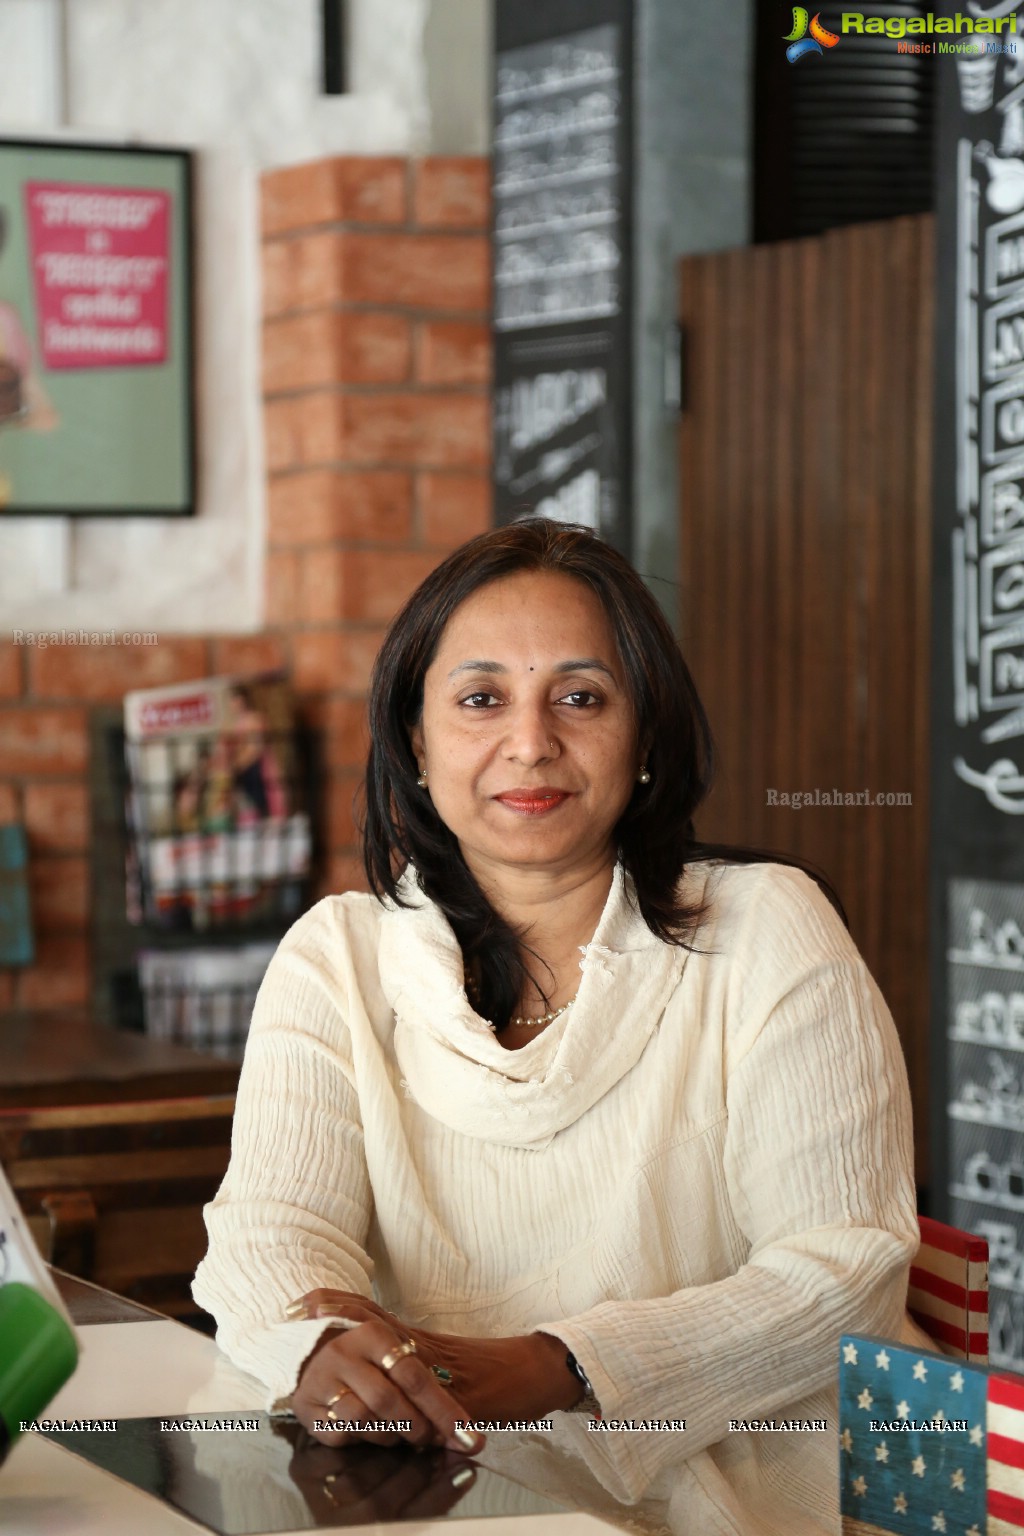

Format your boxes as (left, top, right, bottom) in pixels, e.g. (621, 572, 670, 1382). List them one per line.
(464, 971, 579, 1031)
(509, 993, 579, 1029)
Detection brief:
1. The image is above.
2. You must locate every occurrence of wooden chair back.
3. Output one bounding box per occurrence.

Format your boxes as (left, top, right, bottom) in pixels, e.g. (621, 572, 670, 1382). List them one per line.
(908, 1214, 989, 1364)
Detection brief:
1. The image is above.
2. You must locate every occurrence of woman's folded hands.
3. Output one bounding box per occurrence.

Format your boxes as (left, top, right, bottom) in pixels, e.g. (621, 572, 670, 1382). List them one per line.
(287, 1289, 580, 1452)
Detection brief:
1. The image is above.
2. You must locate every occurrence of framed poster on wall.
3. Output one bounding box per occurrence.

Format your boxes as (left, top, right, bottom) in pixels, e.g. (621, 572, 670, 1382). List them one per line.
(0, 137, 194, 516)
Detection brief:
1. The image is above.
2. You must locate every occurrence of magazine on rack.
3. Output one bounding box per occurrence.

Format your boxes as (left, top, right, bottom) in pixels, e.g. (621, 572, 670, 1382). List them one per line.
(123, 672, 311, 927)
(137, 940, 277, 1056)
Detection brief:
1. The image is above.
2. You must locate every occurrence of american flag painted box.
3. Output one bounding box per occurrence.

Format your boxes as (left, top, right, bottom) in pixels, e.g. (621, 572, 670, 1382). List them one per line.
(839, 1333, 1024, 1535)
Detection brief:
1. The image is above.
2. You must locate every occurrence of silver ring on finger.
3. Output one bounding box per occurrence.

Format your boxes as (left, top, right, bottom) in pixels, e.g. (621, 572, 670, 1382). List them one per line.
(379, 1338, 417, 1372)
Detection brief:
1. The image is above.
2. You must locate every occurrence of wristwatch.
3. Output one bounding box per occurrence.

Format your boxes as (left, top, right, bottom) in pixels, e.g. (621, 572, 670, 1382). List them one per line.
(566, 1350, 601, 1418)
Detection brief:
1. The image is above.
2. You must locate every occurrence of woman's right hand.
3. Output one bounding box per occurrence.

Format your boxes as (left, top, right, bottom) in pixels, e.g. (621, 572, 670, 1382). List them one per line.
(292, 1312, 486, 1456)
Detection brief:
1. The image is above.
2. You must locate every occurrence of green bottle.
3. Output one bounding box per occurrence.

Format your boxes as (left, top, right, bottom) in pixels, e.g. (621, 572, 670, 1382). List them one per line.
(0, 1282, 79, 1464)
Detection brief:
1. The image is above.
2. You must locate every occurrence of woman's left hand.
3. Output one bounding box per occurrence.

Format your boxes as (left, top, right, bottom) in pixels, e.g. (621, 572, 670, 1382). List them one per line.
(286, 1289, 580, 1424)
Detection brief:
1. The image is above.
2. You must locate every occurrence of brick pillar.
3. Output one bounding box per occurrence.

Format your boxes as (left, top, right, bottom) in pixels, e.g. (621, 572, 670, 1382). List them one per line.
(259, 156, 493, 897)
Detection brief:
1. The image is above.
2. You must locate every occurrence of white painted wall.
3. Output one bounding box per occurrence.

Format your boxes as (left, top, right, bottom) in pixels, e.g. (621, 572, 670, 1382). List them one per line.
(0, 0, 491, 635)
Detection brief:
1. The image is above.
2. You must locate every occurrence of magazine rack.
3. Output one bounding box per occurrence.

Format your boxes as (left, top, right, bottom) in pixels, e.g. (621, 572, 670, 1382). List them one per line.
(131, 941, 279, 1058)
(118, 725, 312, 932)
(99, 719, 320, 1055)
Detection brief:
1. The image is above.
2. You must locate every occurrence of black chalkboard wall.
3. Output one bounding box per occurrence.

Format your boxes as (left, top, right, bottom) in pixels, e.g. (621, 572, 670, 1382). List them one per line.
(932, 1, 1024, 1367)
(492, 0, 633, 551)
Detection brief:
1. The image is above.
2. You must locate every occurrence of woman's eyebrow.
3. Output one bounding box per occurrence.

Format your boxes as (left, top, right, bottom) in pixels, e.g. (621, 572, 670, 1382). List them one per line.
(447, 659, 505, 679)
(553, 658, 616, 679)
(446, 657, 617, 680)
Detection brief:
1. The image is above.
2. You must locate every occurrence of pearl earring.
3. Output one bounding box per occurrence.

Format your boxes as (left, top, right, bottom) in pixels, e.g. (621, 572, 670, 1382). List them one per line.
(638, 765, 651, 784)
(416, 769, 428, 788)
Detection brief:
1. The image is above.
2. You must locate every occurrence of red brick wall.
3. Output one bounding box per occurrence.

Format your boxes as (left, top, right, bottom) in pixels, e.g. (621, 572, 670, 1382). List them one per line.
(0, 156, 492, 1014)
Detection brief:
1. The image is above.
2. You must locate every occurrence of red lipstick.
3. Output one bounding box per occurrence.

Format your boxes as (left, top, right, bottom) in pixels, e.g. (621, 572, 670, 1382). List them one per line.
(494, 789, 572, 815)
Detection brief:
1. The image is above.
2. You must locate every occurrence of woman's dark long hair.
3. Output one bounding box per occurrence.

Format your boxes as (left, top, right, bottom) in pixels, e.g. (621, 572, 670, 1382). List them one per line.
(363, 518, 846, 1028)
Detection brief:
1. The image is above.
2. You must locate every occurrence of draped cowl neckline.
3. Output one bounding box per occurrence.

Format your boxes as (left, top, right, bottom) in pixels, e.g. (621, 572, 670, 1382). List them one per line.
(377, 863, 710, 1149)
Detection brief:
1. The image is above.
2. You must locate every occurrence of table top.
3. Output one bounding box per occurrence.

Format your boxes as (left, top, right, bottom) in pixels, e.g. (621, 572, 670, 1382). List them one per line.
(0, 1012, 239, 1109)
(53, 1268, 164, 1326)
(0, 1285, 625, 1536)
(5, 1275, 846, 1536)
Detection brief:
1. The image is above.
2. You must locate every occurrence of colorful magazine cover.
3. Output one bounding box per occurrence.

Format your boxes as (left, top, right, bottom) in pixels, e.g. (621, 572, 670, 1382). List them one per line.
(123, 672, 311, 927)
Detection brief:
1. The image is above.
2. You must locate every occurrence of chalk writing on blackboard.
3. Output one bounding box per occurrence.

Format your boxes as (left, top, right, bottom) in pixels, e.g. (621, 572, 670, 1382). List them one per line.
(991, 1292, 1024, 1362)
(983, 290, 1024, 379)
(950, 1049, 1024, 1124)
(493, 25, 622, 333)
(954, 754, 1024, 805)
(494, 358, 608, 527)
(972, 1217, 1024, 1291)
(949, 38, 1024, 797)
(982, 459, 1024, 542)
(948, 877, 1024, 1364)
(956, 1148, 1024, 1201)
(951, 985, 1024, 1044)
(980, 537, 1024, 630)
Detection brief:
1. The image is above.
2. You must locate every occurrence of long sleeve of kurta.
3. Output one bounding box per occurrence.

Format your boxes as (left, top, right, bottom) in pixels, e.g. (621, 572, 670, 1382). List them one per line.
(192, 914, 379, 1403)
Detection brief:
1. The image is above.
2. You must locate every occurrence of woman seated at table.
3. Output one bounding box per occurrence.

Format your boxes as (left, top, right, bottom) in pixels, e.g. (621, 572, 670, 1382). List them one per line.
(193, 517, 917, 1527)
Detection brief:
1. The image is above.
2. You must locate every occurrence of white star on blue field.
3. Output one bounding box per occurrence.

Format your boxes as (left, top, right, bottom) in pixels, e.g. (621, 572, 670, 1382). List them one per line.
(839, 1335, 987, 1534)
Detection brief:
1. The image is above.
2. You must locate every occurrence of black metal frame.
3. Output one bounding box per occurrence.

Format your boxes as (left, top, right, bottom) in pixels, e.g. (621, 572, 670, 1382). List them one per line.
(321, 0, 348, 94)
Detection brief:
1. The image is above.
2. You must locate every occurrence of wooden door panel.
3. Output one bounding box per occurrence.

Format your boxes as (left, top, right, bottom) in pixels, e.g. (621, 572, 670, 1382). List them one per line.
(679, 214, 934, 1180)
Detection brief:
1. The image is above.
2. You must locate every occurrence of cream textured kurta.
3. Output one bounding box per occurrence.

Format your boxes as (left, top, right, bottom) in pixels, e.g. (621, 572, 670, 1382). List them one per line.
(193, 858, 918, 1530)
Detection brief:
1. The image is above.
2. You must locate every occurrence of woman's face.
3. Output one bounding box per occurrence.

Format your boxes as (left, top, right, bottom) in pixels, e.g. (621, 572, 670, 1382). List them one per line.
(409, 569, 640, 885)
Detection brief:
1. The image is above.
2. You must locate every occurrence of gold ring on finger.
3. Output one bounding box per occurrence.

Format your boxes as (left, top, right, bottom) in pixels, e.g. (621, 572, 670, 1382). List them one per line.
(325, 1388, 358, 1422)
(380, 1339, 417, 1372)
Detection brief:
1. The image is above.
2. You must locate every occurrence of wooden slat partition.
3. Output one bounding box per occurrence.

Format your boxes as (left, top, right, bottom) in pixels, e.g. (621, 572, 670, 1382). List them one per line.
(0, 1094, 234, 1320)
(679, 214, 935, 1180)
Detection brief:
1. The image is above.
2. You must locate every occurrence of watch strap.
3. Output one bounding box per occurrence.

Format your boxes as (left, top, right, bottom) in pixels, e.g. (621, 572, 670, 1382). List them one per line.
(565, 1350, 601, 1418)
